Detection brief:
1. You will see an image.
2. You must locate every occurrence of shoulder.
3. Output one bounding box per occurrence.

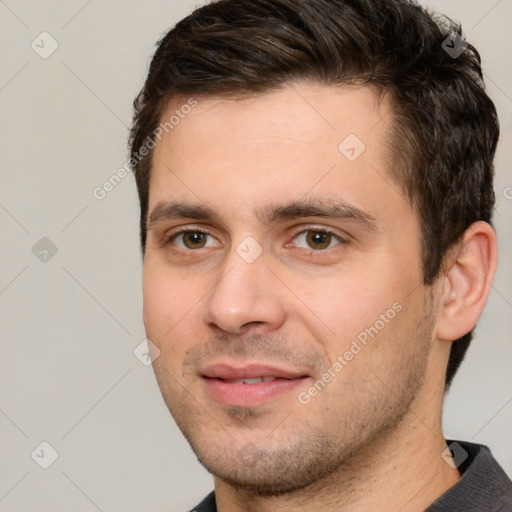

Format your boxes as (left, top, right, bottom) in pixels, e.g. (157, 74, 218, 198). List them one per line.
(427, 440, 512, 511)
(190, 491, 216, 512)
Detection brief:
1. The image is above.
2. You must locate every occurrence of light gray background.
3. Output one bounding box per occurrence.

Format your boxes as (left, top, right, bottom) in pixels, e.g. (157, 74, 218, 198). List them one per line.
(0, 1, 511, 511)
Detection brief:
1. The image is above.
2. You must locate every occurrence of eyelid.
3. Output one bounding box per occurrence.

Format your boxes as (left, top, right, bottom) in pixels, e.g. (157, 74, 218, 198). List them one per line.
(161, 223, 348, 250)
(286, 224, 348, 245)
(162, 225, 220, 248)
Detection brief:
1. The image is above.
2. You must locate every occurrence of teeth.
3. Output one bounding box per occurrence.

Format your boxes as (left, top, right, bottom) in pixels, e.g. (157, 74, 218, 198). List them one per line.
(222, 376, 276, 384)
(242, 377, 263, 384)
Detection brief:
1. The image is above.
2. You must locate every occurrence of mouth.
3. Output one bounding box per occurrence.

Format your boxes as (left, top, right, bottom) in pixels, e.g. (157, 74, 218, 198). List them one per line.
(200, 363, 311, 407)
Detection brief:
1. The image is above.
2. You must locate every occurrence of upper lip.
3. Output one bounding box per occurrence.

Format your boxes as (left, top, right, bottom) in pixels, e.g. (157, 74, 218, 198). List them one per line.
(201, 363, 309, 380)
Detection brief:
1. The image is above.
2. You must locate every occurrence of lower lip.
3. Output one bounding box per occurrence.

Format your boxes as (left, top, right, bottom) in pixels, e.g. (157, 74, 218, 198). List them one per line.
(202, 377, 309, 407)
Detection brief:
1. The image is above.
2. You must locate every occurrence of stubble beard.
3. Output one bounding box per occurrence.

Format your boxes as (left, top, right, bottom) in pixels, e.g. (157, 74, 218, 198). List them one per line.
(163, 336, 433, 498)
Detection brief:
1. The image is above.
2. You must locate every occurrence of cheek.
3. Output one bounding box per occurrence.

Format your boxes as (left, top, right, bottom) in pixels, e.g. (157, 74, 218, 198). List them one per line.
(298, 271, 413, 367)
(142, 268, 167, 337)
(299, 277, 390, 332)
(142, 263, 191, 340)
(142, 263, 207, 367)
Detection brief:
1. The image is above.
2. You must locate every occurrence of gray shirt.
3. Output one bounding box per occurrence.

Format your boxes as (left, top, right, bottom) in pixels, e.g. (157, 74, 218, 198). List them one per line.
(192, 440, 512, 511)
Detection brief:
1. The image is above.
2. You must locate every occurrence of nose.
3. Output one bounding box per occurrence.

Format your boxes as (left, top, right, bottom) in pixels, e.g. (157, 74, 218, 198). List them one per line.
(203, 244, 287, 335)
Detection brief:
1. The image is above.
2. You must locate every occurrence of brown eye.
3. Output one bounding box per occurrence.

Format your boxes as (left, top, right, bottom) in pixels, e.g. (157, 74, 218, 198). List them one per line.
(306, 231, 333, 249)
(292, 230, 341, 250)
(168, 231, 217, 250)
(182, 232, 208, 249)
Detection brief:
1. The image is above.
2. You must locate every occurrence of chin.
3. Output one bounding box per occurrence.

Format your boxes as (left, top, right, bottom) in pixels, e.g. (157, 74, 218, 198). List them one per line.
(192, 439, 344, 498)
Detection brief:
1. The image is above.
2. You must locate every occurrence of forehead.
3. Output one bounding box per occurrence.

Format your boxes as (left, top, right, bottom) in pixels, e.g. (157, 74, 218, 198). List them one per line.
(148, 82, 410, 229)
(162, 83, 388, 154)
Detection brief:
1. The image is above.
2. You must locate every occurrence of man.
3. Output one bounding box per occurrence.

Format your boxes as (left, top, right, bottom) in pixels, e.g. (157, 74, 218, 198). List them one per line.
(129, 0, 512, 510)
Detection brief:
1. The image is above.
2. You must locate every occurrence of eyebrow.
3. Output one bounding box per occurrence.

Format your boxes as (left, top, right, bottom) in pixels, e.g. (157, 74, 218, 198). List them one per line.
(147, 198, 379, 232)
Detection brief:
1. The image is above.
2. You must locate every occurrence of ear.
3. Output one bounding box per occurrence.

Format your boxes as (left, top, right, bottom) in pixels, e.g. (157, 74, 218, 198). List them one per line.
(435, 221, 498, 342)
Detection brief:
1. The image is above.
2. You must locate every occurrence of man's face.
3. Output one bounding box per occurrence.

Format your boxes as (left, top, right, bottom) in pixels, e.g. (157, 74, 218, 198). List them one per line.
(143, 83, 438, 495)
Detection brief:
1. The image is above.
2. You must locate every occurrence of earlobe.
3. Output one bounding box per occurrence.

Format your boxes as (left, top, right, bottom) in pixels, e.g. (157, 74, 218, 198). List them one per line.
(435, 221, 497, 342)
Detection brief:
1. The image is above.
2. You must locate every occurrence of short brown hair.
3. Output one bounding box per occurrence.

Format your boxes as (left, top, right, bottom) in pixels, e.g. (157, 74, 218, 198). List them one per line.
(129, 0, 499, 391)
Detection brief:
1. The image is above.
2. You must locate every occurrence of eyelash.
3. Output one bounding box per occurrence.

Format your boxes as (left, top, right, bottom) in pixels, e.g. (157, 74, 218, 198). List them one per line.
(162, 226, 345, 252)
